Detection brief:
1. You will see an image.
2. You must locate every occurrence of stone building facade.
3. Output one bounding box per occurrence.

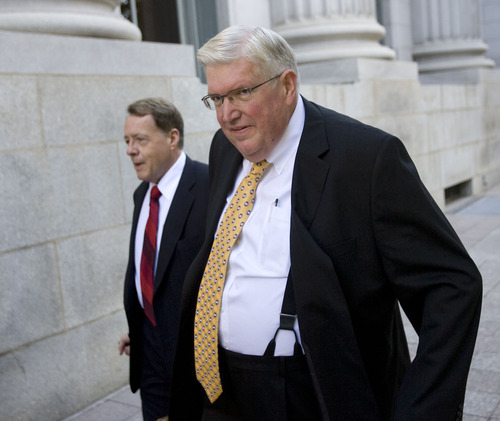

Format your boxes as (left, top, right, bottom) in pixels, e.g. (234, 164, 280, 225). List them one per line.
(0, 0, 499, 419)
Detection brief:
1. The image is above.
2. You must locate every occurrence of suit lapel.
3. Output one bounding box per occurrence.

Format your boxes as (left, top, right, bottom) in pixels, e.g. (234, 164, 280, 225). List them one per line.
(206, 145, 243, 237)
(292, 97, 330, 228)
(290, 100, 379, 413)
(127, 182, 148, 281)
(154, 157, 195, 292)
(132, 182, 149, 239)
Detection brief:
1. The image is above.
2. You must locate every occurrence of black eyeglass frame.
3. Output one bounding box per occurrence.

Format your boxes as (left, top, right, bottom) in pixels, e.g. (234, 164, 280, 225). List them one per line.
(201, 73, 284, 110)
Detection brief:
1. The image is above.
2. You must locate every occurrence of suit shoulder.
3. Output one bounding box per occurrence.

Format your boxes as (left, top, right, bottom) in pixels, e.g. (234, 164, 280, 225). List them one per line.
(185, 157, 208, 180)
(132, 181, 149, 202)
(184, 155, 209, 195)
(192, 159, 209, 173)
(312, 102, 406, 161)
(307, 99, 392, 141)
(211, 129, 235, 153)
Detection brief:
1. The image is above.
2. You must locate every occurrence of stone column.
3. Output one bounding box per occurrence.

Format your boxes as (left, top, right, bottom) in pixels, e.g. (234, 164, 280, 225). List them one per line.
(0, 0, 141, 40)
(271, 0, 395, 65)
(412, 0, 494, 77)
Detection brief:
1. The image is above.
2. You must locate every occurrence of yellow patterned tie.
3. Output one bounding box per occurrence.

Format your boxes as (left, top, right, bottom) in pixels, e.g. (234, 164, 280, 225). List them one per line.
(194, 160, 270, 403)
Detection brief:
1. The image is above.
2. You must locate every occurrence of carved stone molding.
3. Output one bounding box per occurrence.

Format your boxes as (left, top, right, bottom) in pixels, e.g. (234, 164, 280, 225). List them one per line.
(0, 0, 141, 40)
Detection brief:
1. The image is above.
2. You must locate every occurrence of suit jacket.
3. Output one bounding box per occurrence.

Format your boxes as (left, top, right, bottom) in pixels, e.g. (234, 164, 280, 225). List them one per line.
(169, 98, 482, 420)
(123, 156, 209, 397)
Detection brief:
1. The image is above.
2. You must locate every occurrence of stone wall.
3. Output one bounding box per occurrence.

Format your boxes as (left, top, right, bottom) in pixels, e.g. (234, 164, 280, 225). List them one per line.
(0, 31, 217, 421)
(1, 31, 499, 420)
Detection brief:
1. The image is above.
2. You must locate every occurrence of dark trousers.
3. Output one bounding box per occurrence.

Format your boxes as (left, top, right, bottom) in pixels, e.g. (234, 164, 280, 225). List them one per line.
(140, 318, 170, 421)
(202, 347, 323, 421)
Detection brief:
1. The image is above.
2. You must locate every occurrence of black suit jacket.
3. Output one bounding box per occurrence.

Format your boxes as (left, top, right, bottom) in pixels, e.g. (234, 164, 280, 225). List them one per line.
(123, 156, 209, 396)
(170, 98, 482, 420)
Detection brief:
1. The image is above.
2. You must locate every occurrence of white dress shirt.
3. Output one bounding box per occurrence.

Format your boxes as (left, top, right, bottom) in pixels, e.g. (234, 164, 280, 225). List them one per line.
(134, 152, 186, 307)
(219, 97, 305, 356)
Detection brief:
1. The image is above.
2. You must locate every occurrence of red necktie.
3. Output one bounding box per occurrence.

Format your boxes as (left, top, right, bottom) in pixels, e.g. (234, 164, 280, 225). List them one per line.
(140, 186, 162, 326)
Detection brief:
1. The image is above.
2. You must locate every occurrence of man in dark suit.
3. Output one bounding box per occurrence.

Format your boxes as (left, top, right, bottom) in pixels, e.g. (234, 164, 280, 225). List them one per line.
(169, 27, 482, 420)
(118, 98, 208, 421)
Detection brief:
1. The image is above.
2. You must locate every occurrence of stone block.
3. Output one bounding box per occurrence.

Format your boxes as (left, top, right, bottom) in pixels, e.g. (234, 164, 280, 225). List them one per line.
(441, 144, 476, 188)
(476, 138, 500, 175)
(302, 85, 330, 110)
(171, 77, 220, 136)
(419, 68, 494, 85)
(343, 81, 376, 119)
(323, 85, 347, 115)
(58, 226, 130, 328)
(418, 85, 442, 112)
(39, 76, 172, 147)
(0, 244, 64, 354)
(428, 109, 483, 151)
(429, 189, 445, 210)
(47, 143, 125, 238)
(479, 68, 500, 84)
(0, 313, 129, 421)
(413, 151, 442, 195)
(471, 174, 486, 196)
(299, 84, 346, 115)
(0, 354, 25, 420)
(372, 113, 429, 157)
(441, 85, 468, 109)
(463, 388, 500, 419)
(0, 76, 43, 152)
(299, 58, 418, 84)
(183, 132, 212, 164)
(465, 84, 484, 109)
(0, 150, 59, 252)
(374, 79, 421, 115)
(485, 81, 500, 107)
(0, 30, 196, 77)
(119, 149, 141, 225)
(484, 107, 500, 137)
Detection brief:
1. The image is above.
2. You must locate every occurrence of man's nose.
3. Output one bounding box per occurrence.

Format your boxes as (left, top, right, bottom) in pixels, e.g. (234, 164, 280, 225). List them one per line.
(219, 98, 240, 122)
(126, 141, 136, 156)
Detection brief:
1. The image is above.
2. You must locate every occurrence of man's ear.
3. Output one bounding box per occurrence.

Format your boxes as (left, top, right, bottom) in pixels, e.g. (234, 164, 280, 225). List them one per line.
(281, 70, 297, 105)
(168, 128, 180, 149)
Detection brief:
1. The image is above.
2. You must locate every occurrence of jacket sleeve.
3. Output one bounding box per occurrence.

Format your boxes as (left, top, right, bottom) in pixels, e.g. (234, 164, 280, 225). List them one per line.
(371, 135, 482, 420)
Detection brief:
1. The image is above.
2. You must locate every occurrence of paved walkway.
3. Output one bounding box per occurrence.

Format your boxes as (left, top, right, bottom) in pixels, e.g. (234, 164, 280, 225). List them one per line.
(64, 183, 500, 421)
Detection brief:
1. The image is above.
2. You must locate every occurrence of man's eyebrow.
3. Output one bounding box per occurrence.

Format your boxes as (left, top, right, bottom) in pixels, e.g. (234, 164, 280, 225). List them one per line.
(208, 84, 249, 96)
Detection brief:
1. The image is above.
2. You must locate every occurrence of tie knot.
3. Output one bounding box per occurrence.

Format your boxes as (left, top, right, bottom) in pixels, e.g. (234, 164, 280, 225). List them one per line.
(250, 160, 270, 178)
(150, 186, 161, 201)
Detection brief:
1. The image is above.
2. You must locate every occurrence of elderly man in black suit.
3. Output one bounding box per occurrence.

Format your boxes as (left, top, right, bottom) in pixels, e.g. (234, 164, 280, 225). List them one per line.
(169, 27, 482, 421)
(119, 98, 208, 421)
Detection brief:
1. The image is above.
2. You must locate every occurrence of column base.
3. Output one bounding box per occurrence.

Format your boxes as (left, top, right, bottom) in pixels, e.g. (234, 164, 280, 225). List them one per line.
(413, 40, 495, 74)
(0, 11, 141, 41)
(298, 58, 418, 84)
(277, 21, 396, 65)
(418, 67, 500, 85)
(0, 30, 195, 76)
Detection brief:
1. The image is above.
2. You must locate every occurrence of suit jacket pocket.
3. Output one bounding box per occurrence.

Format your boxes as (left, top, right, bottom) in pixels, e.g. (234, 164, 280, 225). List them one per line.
(324, 238, 357, 260)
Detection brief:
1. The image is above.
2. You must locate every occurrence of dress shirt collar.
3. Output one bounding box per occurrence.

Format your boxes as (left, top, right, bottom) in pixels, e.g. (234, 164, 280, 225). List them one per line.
(149, 151, 186, 199)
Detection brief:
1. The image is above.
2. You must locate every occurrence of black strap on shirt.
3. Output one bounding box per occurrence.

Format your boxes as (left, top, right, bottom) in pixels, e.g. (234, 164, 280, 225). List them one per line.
(263, 273, 302, 357)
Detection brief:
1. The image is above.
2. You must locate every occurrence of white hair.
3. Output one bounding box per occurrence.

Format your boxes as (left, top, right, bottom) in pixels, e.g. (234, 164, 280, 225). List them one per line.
(197, 26, 298, 80)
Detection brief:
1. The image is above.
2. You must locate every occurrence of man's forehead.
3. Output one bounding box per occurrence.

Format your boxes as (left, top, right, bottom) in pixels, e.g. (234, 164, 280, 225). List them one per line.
(205, 59, 261, 90)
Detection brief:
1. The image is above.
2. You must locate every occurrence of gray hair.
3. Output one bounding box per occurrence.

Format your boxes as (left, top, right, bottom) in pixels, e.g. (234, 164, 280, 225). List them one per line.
(127, 97, 184, 149)
(197, 26, 298, 80)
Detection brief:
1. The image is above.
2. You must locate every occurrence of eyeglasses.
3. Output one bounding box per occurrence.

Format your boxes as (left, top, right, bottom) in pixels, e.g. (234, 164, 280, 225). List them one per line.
(201, 73, 283, 110)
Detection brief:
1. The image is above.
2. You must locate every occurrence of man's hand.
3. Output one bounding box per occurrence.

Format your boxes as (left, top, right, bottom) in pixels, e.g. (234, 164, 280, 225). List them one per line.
(118, 333, 131, 356)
